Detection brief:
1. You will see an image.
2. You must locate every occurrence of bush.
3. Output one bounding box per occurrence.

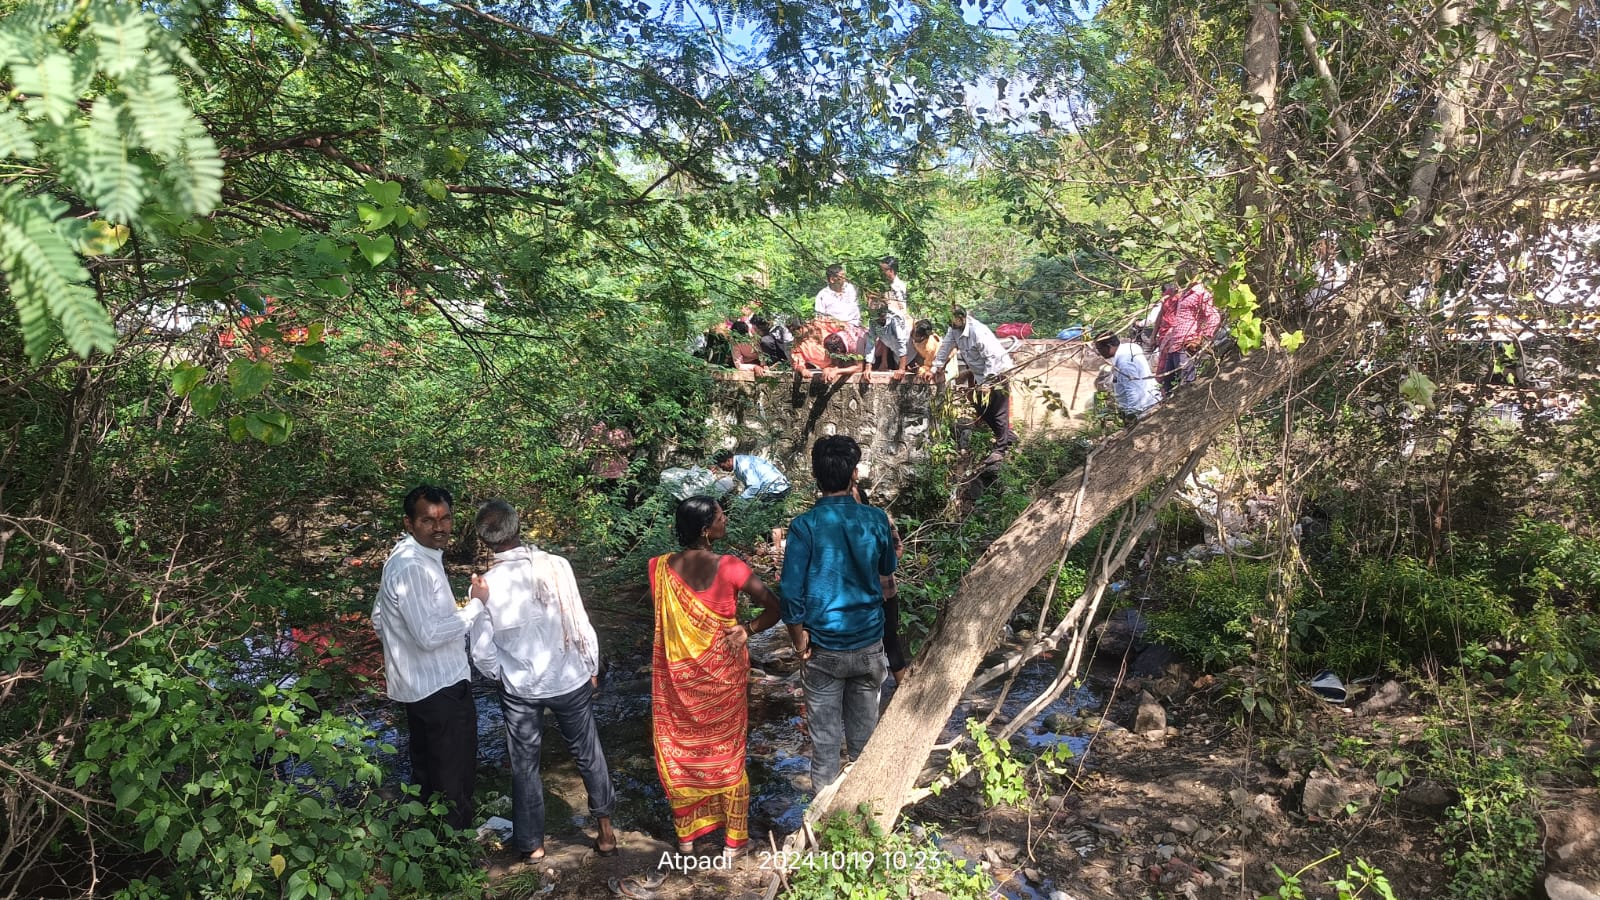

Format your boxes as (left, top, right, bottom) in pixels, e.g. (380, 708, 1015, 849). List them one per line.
(1145, 559, 1276, 671)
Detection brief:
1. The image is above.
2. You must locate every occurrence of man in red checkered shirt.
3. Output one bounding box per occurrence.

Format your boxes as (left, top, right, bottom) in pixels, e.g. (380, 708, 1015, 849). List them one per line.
(1155, 277, 1221, 393)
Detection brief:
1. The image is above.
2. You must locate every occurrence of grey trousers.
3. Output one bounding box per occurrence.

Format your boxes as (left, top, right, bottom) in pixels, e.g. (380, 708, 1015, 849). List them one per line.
(500, 680, 616, 853)
(802, 642, 887, 790)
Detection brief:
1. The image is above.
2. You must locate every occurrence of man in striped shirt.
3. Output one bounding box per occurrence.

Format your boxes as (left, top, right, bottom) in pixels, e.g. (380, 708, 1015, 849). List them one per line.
(373, 485, 488, 830)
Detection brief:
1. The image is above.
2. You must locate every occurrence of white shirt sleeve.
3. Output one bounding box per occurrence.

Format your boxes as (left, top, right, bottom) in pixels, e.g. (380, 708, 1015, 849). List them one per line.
(393, 561, 478, 650)
(469, 598, 500, 681)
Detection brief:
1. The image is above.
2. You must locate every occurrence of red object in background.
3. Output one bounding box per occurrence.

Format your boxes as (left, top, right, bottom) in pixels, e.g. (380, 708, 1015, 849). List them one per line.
(994, 322, 1034, 339)
(291, 612, 381, 677)
(217, 298, 328, 358)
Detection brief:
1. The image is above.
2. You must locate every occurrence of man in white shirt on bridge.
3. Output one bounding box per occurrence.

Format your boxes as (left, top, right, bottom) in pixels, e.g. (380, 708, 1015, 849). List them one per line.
(373, 484, 488, 831)
(923, 306, 1019, 463)
(814, 263, 861, 326)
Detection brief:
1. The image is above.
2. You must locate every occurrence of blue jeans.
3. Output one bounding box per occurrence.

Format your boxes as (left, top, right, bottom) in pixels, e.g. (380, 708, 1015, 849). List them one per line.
(802, 642, 887, 790)
(500, 680, 616, 853)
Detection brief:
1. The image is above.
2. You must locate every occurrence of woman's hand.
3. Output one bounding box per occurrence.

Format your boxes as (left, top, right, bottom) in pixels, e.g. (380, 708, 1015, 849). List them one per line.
(723, 622, 749, 652)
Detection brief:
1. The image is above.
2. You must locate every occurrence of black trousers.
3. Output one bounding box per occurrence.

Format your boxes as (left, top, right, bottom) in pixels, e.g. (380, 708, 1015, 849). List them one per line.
(405, 680, 477, 830)
(960, 379, 1018, 455)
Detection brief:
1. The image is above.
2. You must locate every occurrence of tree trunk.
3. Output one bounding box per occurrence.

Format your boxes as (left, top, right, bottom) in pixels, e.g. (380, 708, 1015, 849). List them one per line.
(1238, 0, 1281, 300)
(823, 281, 1398, 830)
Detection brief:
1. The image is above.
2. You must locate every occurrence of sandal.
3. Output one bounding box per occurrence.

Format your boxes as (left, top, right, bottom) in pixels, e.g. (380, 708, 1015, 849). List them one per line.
(608, 873, 667, 899)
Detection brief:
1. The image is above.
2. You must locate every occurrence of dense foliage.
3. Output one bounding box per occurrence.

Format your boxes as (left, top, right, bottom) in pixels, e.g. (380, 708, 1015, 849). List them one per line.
(3, 0, 1599, 894)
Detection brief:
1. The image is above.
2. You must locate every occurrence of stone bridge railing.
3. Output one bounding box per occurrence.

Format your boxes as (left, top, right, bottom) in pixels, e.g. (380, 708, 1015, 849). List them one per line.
(706, 340, 1104, 500)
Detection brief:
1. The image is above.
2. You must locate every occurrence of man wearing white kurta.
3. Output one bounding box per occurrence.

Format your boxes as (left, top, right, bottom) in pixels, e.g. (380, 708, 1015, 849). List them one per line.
(373, 485, 487, 830)
(470, 499, 616, 862)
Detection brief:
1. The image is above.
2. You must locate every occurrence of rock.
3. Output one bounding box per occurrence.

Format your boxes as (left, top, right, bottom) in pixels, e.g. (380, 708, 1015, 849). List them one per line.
(1135, 690, 1167, 734)
(1097, 608, 1149, 657)
(1023, 866, 1042, 884)
(1206, 860, 1238, 880)
(1049, 891, 1078, 900)
(1132, 643, 1176, 676)
(1169, 815, 1201, 835)
(1192, 827, 1214, 843)
(1354, 679, 1408, 715)
(1085, 820, 1124, 839)
(1302, 770, 1349, 820)
(1547, 875, 1600, 900)
(1398, 779, 1455, 814)
(1042, 712, 1075, 734)
(1045, 794, 1067, 811)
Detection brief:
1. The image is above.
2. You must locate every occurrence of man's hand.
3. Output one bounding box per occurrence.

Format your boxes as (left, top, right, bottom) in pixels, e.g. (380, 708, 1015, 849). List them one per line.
(469, 573, 489, 602)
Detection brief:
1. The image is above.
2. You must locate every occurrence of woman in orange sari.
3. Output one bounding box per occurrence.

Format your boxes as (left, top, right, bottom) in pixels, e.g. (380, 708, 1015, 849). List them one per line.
(650, 497, 783, 859)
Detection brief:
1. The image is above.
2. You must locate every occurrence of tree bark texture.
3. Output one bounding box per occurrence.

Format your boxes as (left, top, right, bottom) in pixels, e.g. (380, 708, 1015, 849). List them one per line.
(824, 284, 1393, 830)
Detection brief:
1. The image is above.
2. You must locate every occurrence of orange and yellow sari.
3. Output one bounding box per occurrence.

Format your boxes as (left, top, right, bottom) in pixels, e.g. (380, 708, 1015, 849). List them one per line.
(649, 555, 751, 847)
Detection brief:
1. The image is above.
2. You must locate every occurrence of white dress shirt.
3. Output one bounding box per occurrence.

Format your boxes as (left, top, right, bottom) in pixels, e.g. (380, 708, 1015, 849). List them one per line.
(373, 534, 483, 703)
(471, 545, 599, 701)
(932, 315, 1015, 384)
(814, 282, 861, 326)
(1109, 343, 1162, 414)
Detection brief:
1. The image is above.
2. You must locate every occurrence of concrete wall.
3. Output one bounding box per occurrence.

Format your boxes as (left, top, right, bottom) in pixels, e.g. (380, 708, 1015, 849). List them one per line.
(706, 339, 1103, 499)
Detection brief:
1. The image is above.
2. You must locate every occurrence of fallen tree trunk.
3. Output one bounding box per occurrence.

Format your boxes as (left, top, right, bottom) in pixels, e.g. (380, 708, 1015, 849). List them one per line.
(823, 290, 1385, 830)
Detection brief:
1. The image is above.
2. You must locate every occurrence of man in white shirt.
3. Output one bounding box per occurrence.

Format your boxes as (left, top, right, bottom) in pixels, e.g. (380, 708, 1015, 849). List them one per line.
(867, 256, 912, 370)
(470, 500, 616, 863)
(373, 485, 488, 831)
(1093, 331, 1162, 422)
(922, 306, 1019, 462)
(814, 263, 861, 326)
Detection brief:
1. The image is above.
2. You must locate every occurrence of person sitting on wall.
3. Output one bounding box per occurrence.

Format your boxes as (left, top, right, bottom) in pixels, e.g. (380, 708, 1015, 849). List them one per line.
(711, 449, 792, 501)
(821, 331, 868, 381)
(729, 320, 766, 374)
(898, 318, 942, 380)
(751, 315, 793, 367)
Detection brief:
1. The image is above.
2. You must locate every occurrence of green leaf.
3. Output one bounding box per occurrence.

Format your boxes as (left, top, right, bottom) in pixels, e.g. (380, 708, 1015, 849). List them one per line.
(262, 226, 302, 251)
(364, 179, 403, 205)
(227, 358, 273, 400)
(90, 5, 151, 78)
(354, 234, 395, 267)
(226, 414, 249, 442)
(178, 827, 203, 860)
(14, 53, 77, 125)
(1281, 330, 1305, 353)
(79, 220, 130, 256)
(0, 189, 113, 362)
(189, 384, 222, 417)
(245, 410, 292, 445)
(87, 99, 145, 223)
(315, 277, 351, 297)
(125, 69, 187, 157)
(1400, 369, 1437, 409)
(421, 178, 448, 201)
(0, 108, 37, 159)
(170, 362, 206, 396)
(111, 780, 141, 807)
(271, 854, 287, 879)
(357, 202, 397, 231)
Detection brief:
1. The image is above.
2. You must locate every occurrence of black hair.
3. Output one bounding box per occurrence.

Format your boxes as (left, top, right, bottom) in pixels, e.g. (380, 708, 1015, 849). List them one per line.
(674, 496, 721, 548)
(950, 305, 968, 319)
(879, 255, 898, 274)
(711, 448, 734, 466)
(826, 263, 845, 279)
(403, 484, 453, 519)
(750, 314, 771, 332)
(913, 319, 934, 339)
(1093, 332, 1120, 356)
(730, 320, 751, 335)
(811, 435, 860, 493)
(823, 333, 848, 356)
